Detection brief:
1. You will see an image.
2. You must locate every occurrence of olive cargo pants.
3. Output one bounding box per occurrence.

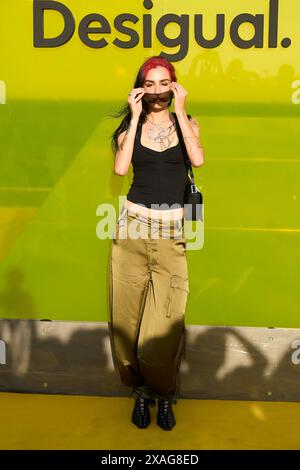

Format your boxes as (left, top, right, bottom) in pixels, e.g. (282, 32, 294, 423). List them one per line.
(108, 205, 189, 401)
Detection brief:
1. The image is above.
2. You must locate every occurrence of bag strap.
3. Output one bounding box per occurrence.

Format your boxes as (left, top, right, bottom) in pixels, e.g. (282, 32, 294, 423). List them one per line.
(172, 112, 197, 191)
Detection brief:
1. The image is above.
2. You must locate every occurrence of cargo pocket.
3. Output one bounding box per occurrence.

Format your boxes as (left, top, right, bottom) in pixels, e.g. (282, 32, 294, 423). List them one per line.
(165, 274, 189, 320)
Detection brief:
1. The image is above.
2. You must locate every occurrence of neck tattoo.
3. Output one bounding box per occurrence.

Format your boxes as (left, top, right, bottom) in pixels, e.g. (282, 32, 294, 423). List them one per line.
(146, 114, 177, 151)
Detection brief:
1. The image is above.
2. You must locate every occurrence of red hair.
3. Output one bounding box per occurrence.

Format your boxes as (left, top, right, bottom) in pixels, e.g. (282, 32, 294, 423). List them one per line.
(141, 56, 177, 82)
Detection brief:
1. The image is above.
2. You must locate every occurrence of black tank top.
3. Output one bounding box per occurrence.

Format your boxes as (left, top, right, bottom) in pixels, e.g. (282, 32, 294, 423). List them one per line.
(126, 112, 190, 209)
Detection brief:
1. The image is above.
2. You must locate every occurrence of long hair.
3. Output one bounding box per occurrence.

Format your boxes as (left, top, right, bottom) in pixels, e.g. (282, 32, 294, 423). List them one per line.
(109, 56, 177, 156)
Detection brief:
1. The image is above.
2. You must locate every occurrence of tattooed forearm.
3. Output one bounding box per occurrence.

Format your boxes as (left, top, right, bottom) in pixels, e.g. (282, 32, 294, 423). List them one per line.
(183, 135, 202, 154)
(190, 117, 199, 130)
(176, 110, 204, 166)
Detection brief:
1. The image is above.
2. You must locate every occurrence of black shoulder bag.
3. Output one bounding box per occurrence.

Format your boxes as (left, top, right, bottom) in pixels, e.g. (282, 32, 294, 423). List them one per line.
(172, 112, 204, 221)
(183, 158, 203, 221)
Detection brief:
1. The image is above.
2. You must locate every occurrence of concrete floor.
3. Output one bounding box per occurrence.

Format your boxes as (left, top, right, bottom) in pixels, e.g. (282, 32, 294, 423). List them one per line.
(1, 392, 300, 450)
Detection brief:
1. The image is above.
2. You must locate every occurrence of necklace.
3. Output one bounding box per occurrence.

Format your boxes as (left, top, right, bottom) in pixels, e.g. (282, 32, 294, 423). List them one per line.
(146, 113, 171, 126)
(145, 113, 177, 149)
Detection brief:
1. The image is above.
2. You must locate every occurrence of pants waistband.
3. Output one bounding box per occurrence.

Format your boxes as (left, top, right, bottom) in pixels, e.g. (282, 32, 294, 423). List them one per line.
(118, 205, 184, 228)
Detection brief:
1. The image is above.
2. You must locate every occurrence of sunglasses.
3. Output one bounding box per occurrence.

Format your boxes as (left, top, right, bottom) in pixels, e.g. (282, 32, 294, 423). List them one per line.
(142, 89, 174, 103)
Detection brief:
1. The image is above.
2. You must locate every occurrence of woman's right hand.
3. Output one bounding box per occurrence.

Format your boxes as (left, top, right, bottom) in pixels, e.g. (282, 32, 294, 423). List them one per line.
(128, 87, 145, 119)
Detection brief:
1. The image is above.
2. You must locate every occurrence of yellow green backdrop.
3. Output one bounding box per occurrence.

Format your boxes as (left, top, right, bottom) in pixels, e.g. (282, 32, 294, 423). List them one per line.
(0, 0, 299, 326)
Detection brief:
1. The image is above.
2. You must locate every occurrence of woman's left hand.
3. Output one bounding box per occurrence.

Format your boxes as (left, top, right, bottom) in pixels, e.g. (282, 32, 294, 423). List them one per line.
(170, 81, 188, 114)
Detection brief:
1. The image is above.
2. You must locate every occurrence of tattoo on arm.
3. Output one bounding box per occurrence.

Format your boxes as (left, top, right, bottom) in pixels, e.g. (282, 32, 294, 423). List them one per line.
(190, 117, 199, 129)
(187, 117, 203, 151)
(184, 135, 202, 154)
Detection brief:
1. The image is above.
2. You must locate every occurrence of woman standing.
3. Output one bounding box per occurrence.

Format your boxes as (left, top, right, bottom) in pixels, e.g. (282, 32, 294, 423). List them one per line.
(109, 56, 204, 430)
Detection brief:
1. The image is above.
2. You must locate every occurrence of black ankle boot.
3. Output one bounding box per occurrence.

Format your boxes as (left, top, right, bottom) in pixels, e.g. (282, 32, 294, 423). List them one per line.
(157, 398, 177, 430)
(131, 397, 156, 429)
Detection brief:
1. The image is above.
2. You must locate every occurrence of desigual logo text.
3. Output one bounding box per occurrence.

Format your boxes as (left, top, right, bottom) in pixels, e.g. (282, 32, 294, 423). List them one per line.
(33, 0, 291, 62)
